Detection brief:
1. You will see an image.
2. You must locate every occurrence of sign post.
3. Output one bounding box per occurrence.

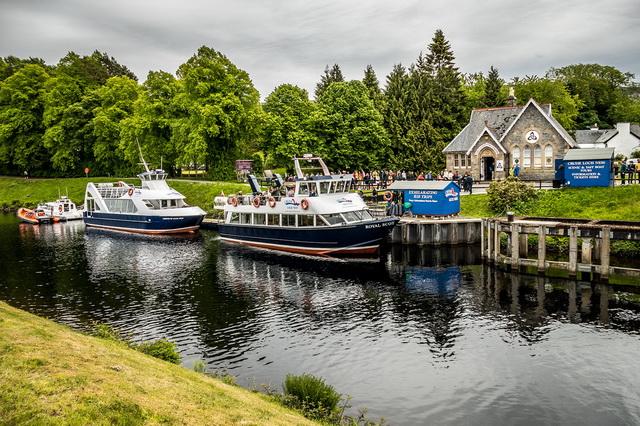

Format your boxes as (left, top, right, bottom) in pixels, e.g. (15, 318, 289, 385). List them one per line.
(84, 168, 89, 178)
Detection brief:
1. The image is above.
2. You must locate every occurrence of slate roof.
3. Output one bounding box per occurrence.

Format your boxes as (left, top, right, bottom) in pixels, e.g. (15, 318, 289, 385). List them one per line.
(443, 99, 575, 153)
(564, 147, 614, 161)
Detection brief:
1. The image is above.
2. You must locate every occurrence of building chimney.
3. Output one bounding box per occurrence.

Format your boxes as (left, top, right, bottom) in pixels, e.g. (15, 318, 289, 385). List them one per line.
(507, 87, 517, 107)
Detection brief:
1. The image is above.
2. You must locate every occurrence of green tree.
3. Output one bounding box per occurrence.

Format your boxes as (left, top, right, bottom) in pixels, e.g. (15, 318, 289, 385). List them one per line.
(482, 66, 506, 108)
(91, 76, 141, 175)
(174, 46, 261, 180)
(120, 71, 181, 174)
(405, 29, 467, 172)
(42, 74, 86, 173)
(511, 75, 583, 130)
(362, 64, 384, 112)
(262, 84, 317, 167)
(383, 63, 410, 165)
(0, 64, 50, 173)
(0, 56, 49, 82)
(315, 64, 344, 100)
(547, 64, 636, 128)
(313, 80, 390, 171)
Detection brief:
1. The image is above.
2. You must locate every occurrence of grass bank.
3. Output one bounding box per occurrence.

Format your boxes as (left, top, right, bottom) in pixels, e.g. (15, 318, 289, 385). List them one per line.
(0, 176, 248, 215)
(0, 301, 314, 425)
(461, 184, 640, 221)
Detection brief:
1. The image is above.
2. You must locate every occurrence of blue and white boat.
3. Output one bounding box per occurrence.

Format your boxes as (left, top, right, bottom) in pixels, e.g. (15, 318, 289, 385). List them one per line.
(214, 155, 399, 256)
(83, 166, 206, 234)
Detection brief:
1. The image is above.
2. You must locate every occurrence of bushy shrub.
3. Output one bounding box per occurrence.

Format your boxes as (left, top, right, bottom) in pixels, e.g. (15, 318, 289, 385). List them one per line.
(134, 339, 182, 364)
(486, 177, 536, 214)
(282, 373, 341, 419)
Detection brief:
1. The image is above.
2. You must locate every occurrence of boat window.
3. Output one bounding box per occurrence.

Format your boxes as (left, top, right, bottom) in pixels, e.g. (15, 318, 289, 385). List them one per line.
(85, 199, 96, 212)
(104, 199, 138, 214)
(341, 211, 361, 223)
(161, 200, 168, 208)
(335, 181, 346, 193)
(345, 180, 352, 192)
(353, 210, 373, 221)
(319, 182, 330, 194)
(253, 213, 266, 225)
(240, 213, 251, 224)
(170, 199, 177, 207)
(320, 214, 344, 225)
(228, 212, 240, 223)
(298, 215, 314, 227)
(267, 214, 280, 226)
(282, 214, 295, 227)
(298, 183, 309, 196)
(315, 215, 327, 226)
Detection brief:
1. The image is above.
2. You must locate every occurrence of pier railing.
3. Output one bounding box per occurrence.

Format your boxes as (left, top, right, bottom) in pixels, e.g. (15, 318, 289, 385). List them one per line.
(482, 216, 640, 282)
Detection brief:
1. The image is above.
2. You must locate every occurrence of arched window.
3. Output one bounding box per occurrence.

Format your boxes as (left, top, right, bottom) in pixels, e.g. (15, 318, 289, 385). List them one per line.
(524, 146, 531, 167)
(545, 145, 553, 167)
(534, 145, 542, 167)
(512, 146, 521, 166)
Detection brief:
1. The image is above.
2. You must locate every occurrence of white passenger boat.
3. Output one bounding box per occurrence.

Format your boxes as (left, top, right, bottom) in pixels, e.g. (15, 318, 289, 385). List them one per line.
(82, 165, 206, 234)
(38, 196, 83, 221)
(214, 155, 399, 256)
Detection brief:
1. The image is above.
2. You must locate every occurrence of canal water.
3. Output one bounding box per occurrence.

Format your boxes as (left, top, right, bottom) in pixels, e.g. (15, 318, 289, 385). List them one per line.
(1, 212, 640, 425)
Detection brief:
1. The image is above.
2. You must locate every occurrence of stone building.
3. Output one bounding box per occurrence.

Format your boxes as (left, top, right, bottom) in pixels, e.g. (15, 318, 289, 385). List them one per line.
(442, 94, 576, 181)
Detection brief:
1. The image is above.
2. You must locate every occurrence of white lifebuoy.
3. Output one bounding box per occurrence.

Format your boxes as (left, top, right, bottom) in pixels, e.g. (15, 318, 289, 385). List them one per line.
(268, 197, 276, 208)
(128, 187, 134, 196)
(300, 198, 309, 210)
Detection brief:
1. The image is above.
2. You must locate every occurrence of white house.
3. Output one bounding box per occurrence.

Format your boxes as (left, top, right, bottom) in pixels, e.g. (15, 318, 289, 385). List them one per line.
(575, 123, 640, 158)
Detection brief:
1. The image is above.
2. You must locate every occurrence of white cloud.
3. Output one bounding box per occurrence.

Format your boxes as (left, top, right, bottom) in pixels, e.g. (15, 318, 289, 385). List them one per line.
(1, 0, 639, 99)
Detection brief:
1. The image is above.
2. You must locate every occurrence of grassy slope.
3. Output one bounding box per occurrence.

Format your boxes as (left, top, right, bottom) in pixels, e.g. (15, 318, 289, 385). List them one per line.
(0, 301, 314, 425)
(0, 177, 249, 215)
(461, 185, 640, 221)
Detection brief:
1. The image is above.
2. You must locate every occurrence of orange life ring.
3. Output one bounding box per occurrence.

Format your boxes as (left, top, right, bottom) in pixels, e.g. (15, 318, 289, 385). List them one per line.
(383, 191, 393, 201)
(231, 197, 238, 207)
(252, 197, 261, 208)
(58, 205, 63, 213)
(300, 198, 309, 210)
(128, 187, 134, 196)
(268, 197, 276, 208)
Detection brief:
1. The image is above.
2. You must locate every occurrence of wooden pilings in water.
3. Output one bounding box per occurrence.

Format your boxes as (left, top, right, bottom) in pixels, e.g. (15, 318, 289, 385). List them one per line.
(481, 216, 640, 282)
(389, 217, 482, 246)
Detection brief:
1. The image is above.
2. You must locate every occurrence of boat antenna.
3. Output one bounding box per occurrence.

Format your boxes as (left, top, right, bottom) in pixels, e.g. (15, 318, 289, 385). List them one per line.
(136, 138, 150, 173)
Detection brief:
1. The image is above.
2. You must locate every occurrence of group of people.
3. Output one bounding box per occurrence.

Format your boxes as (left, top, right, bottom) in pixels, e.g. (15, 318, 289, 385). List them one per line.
(614, 160, 638, 184)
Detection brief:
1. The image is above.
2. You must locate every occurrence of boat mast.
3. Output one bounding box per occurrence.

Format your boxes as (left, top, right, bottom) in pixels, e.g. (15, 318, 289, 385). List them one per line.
(136, 138, 151, 173)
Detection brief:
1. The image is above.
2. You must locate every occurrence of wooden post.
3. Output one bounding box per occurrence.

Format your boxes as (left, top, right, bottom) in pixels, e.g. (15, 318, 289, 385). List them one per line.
(481, 220, 487, 260)
(581, 238, 592, 265)
(600, 227, 611, 282)
(494, 220, 501, 264)
(537, 224, 546, 274)
(569, 226, 578, 278)
(519, 234, 529, 258)
(510, 223, 519, 271)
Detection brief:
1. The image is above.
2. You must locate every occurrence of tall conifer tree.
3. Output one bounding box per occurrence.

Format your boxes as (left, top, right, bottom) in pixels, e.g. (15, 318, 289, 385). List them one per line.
(315, 64, 344, 99)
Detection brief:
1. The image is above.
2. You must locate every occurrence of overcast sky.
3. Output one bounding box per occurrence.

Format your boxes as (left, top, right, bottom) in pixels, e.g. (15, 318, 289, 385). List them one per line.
(2, 0, 639, 100)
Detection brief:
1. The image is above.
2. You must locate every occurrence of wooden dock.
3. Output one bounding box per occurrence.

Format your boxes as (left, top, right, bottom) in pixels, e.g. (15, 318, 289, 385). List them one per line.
(388, 217, 482, 246)
(482, 216, 640, 283)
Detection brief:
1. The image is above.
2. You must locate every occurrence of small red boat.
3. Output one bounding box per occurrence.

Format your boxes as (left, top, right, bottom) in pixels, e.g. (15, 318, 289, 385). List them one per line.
(17, 207, 55, 224)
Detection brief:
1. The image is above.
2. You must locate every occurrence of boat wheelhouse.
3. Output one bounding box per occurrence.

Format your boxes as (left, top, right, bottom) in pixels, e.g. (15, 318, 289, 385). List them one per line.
(83, 168, 206, 234)
(214, 155, 399, 256)
(38, 196, 83, 221)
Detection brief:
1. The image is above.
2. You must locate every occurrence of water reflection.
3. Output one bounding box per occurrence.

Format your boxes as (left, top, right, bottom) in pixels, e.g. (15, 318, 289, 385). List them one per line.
(2, 213, 640, 425)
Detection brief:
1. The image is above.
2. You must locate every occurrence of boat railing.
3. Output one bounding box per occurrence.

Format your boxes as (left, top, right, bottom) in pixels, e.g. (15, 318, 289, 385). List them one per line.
(95, 186, 131, 199)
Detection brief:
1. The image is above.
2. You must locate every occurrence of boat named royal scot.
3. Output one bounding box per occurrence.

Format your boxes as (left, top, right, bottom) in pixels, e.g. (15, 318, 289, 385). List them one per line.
(214, 155, 399, 256)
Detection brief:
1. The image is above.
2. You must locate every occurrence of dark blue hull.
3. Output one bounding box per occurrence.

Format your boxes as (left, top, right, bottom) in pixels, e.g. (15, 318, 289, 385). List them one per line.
(83, 212, 205, 234)
(217, 217, 399, 255)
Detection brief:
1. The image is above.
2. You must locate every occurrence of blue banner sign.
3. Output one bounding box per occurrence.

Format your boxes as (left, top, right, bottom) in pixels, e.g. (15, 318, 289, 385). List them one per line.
(404, 182, 460, 215)
(564, 159, 612, 187)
